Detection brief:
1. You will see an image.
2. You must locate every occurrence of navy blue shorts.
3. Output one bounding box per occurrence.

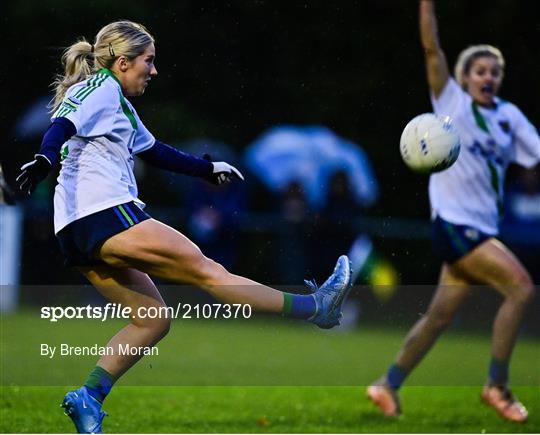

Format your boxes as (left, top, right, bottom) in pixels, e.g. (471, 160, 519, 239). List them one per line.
(432, 216, 492, 264)
(56, 201, 151, 268)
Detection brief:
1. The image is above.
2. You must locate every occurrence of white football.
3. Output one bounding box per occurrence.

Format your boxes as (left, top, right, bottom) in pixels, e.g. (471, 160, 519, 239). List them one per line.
(399, 113, 461, 173)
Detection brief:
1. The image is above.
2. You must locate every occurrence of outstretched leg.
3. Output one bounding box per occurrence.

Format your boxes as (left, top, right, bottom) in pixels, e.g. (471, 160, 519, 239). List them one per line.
(97, 219, 352, 328)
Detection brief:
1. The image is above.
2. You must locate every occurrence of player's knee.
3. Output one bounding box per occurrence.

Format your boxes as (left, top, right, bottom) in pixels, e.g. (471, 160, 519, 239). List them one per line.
(147, 315, 171, 341)
(154, 315, 171, 340)
(190, 256, 230, 286)
(513, 280, 535, 305)
(506, 272, 535, 305)
(133, 306, 172, 338)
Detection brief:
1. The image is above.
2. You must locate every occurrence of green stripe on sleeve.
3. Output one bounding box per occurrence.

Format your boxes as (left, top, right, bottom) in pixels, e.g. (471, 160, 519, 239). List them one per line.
(73, 74, 107, 100)
(78, 75, 107, 101)
(56, 107, 70, 118)
(74, 76, 97, 99)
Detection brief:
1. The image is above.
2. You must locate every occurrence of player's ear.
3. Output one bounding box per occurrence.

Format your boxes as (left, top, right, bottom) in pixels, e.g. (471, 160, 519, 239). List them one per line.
(461, 73, 470, 91)
(116, 55, 130, 72)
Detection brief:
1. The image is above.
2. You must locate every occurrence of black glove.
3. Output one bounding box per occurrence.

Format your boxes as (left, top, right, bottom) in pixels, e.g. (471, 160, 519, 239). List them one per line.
(203, 153, 244, 185)
(16, 154, 52, 195)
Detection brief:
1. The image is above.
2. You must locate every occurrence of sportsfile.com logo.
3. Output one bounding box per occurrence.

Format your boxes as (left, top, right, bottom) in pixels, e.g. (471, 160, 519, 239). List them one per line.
(40, 303, 252, 322)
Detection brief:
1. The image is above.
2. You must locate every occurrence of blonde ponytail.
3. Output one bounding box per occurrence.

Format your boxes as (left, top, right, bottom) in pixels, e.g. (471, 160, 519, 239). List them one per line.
(50, 39, 94, 112)
(50, 21, 154, 112)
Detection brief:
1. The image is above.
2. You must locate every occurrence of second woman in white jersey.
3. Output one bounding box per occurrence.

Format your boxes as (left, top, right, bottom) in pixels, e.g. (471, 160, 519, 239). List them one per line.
(367, 0, 539, 423)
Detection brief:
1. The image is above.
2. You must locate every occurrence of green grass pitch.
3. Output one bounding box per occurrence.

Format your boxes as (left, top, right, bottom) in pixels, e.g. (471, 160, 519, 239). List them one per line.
(1, 311, 539, 433)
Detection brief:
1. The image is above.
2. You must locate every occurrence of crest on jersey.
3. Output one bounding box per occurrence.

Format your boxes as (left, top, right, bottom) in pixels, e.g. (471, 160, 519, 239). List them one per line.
(67, 96, 82, 107)
(57, 96, 82, 116)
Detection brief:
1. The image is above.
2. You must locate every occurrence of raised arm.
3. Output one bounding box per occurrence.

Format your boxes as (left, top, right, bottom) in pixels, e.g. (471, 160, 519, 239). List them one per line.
(419, 0, 450, 97)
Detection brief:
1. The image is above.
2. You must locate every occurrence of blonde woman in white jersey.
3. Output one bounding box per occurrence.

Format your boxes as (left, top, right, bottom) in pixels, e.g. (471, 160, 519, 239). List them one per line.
(367, 0, 539, 423)
(17, 21, 353, 434)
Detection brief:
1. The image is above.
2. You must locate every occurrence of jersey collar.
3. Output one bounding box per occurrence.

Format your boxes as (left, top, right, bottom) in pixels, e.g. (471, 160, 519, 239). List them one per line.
(97, 68, 137, 130)
(98, 68, 122, 88)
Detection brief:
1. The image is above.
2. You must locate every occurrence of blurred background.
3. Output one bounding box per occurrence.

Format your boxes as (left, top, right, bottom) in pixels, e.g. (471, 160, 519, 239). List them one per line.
(1, 0, 539, 332)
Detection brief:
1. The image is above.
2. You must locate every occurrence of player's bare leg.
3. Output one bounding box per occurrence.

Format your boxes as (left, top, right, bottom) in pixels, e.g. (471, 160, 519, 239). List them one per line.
(452, 238, 533, 422)
(453, 239, 534, 365)
(369, 238, 533, 421)
(367, 264, 470, 416)
(62, 265, 170, 433)
(78, 265, 171, 378)
(99, 219, 285, 311)
(97, 219, 352, 327)
(395, 265, 471, 369)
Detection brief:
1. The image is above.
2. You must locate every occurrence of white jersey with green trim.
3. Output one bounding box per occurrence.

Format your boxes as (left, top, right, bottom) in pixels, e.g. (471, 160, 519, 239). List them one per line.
(51, 69, 155, 234)
(429, 78, 540, 235)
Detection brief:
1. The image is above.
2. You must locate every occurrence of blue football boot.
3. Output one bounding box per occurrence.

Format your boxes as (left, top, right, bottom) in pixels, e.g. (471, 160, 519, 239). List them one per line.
(61, 387, 107, 434)
(307, 255, 353, 329)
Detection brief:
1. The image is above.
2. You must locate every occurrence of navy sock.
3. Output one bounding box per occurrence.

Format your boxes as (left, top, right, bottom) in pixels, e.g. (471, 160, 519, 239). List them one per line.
(282, 293, 317, 319)
(84, 366, 116, 403)
(387, 364, 408, 390)
(488, 358, 509, 385)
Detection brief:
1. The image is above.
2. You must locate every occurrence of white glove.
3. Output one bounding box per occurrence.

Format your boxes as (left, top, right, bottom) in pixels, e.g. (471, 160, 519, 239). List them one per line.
(210, 161, 245, 185)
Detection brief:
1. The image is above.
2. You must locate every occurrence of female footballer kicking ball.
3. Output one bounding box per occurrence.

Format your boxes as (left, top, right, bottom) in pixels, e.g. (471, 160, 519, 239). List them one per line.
(17, 21, 352, 434)
(367, 0, 538, 423)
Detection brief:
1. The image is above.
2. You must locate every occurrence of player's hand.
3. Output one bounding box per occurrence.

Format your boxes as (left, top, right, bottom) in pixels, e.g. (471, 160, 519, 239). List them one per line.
(203, 154, 244, 185)
(16, 154, 52, 195)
